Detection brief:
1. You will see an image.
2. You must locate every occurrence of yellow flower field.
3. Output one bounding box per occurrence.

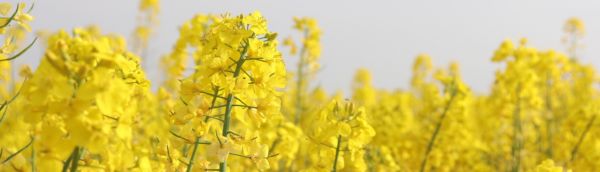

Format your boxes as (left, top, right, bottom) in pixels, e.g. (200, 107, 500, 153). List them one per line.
(0, 1, 597, 171)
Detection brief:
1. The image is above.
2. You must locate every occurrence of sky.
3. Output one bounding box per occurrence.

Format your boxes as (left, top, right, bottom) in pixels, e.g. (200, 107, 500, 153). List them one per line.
(9, 0, 600, 94)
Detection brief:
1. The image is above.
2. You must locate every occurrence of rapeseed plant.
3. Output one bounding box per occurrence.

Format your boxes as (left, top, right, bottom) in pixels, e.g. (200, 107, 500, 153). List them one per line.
(0, 1, 598, 171)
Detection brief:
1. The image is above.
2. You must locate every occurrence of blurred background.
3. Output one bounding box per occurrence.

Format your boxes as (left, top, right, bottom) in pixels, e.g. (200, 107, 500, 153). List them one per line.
(8, 0, 600, 94)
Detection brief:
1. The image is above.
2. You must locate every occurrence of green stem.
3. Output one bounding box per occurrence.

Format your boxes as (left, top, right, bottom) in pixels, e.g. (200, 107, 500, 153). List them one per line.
(219, 40, 249, 172)
(569, 114, 596, 163)
(0, 89, 22, 128)
(294, 30, 309, 124)
(511, 90, 522, 172)
(332, 135, 342, 172)
(70, 147, 82, 172)
(186, 137, 201, 172)
(0, 104, 9, 128)
(222, 94, 234, 138)
(544, 73, 554, 159)
(570, 33, 578, 60)
(31, 141, 35, 172)
(0, 37, 38, 62)
(419, 87, 458, 172)
(206, 88, 220, 122)
(2, 136, 33, 164)
(0, 4, 19, 28)
(219, 162, 226, 172)
(62, 150, 74, 172)
(294, 54, 305, 123)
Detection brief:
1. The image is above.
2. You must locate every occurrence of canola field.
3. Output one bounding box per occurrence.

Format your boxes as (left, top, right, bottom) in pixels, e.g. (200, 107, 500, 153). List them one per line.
(0, 1, 596, 172)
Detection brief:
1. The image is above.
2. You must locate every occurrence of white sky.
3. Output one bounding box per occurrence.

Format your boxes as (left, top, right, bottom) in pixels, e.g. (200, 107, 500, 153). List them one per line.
(9, 0, 600, 94)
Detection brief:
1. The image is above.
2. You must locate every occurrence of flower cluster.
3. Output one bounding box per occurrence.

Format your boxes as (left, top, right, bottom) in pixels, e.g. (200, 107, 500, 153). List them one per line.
(0, 2, 34, 98)
(0, 26, 165, 171)
(132, 0, 160, 60)
(163, 12, 287, 171)
(2, 1, 600, 171)
(300, 100, 375, 171)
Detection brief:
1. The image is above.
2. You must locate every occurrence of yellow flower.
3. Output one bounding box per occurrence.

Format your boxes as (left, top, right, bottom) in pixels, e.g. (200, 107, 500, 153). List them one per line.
(243, 11, 268, 35)
(96, 77, 132, 115)
(533, 160, 570, 172)
(139, 0, 160, 13)
(564, 17, 585, 36)
(139, 156, 152, 172)
(492, 39, 515, 62)
(0, 3, 11, 16)
(248, 142, 270, 170)
(283, 36, 298, 55)
(12, 3, 34, 32)
(208, 138, 235, 163)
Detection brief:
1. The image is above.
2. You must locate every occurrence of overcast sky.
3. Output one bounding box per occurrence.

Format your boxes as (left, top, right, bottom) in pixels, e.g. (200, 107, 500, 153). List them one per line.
(9, 0, 600, 94)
